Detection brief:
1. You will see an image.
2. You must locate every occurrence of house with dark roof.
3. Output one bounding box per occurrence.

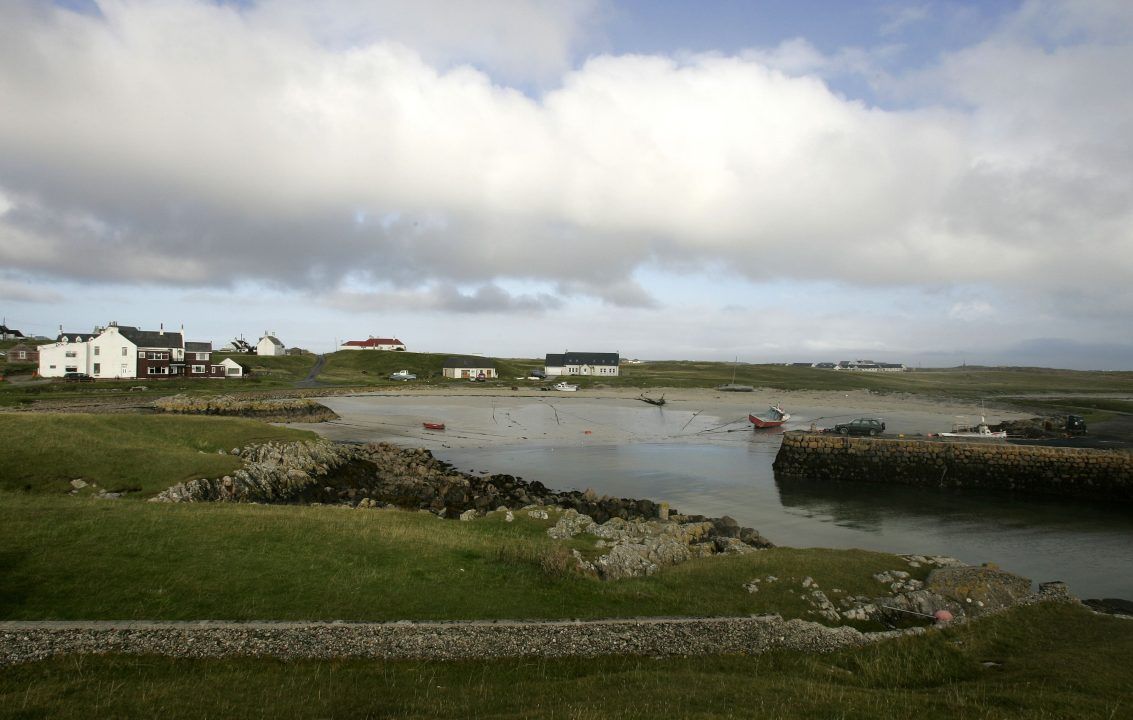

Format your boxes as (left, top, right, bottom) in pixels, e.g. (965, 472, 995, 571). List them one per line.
(544, 352, 620, 377)
(38, 322, 225, 380)
(256, 332, 286, 356)
(339, 337, 406, 351)
(0, 325, 24, 340)
(442, 357, 497, 380)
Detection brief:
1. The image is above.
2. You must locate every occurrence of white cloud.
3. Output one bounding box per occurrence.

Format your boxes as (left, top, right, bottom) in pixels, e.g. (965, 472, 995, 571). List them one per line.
(0, 0, 1130, 365)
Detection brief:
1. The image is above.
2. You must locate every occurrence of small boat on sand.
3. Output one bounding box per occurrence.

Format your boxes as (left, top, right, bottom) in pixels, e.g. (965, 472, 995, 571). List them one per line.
(749, 403, 791, 429)
(553, 382, 579, 392)
(937, 416, 1006, 440)
(422, 422, 446, 430)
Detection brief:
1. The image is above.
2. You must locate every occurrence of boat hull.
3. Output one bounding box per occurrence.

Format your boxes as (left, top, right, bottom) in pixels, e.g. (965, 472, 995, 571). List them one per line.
(749, 414, 787, 429)
(422, 423, 446, 430)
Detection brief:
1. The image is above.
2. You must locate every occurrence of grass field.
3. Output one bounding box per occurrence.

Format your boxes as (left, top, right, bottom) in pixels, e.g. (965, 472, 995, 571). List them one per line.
(1, 603, 1129, 719)
(0, 414, 315, 496)
(0, 493, 916, 624)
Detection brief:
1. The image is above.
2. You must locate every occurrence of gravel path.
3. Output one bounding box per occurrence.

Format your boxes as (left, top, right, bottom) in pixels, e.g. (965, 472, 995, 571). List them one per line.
(0, 617, 921, 667)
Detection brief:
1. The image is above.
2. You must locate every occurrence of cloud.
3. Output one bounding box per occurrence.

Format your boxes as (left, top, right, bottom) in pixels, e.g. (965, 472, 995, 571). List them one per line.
(323, 283, 563, 314)
(0, 277, 64, 303)
(879, 3, 931, 36)
(0, 0, 1130, 334)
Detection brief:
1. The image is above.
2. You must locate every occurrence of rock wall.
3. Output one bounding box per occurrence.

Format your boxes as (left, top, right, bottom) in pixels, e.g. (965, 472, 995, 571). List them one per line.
(153, 394, 339, 422)
(774, 432, 1133, 501)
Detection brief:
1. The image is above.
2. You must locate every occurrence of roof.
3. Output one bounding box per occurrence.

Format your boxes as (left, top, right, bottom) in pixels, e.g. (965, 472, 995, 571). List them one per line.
(259, 335, 284, 347)
(57, 332, 98, 342)
(443, 356, 496, 369)
(0, 325, 23, 337)
(116, 326, 184, 348)
(342, 337, 404, 347)
(545, 352, 620, 367)
(185, 341, 212, 352)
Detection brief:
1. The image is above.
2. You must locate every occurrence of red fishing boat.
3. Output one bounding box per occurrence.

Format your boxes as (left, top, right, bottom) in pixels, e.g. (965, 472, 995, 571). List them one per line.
(749, 404, 790, 429)
(422, 422, 446, 430)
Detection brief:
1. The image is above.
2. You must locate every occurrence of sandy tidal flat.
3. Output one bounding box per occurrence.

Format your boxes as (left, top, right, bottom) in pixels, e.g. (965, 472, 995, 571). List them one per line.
(305, 388, 1031, 450)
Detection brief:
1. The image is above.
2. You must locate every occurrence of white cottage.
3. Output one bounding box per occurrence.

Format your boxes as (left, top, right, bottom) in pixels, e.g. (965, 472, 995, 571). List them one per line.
(256, 333, 286, 356)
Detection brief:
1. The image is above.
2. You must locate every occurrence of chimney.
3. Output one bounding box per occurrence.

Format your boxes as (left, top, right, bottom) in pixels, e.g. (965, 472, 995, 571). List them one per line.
(159, 323, 164, 335)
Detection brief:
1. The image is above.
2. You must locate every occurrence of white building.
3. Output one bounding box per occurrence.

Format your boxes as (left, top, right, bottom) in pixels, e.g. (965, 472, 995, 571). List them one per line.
(256, 333, 286, 356)
(38, 322, 224, 379)
(339, 336, 406, 351)
(544, 352, 620, 377)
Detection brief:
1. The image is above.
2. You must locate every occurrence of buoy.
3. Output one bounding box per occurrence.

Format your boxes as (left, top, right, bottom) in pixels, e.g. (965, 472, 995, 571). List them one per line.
(583, 430, 592, 435)
(933, 610, 954, 623)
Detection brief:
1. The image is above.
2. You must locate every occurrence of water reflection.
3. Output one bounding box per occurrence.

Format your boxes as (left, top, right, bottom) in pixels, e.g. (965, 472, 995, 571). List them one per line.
(436, 441, 1133, 599)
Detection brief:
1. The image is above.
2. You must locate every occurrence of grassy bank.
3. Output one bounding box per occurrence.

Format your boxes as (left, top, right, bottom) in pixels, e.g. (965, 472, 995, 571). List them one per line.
(0, 414, 315, 496)
(0, 493, 914, 624)
(2, 603, 1129, 719)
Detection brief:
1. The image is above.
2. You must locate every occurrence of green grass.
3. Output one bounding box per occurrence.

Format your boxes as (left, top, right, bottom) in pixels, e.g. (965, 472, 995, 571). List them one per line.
(211, 352, 317, 386)
(0, 414, 315, 496)
(1, 603, 1129, 719)
(317, 350, 538, 386)
(0, 493, 916, 623)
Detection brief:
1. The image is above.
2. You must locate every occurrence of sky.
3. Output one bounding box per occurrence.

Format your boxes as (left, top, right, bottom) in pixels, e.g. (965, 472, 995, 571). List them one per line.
(1, 0, 1132, 369)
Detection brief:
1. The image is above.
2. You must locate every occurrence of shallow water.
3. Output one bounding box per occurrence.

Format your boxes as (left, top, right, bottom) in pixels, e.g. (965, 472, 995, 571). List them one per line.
(315, 395, 1133, 599)
(435, 440, 1133, 599)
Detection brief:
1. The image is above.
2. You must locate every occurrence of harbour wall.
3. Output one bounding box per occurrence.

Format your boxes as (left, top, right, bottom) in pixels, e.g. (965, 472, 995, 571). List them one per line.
(773, 432, 1133, 502)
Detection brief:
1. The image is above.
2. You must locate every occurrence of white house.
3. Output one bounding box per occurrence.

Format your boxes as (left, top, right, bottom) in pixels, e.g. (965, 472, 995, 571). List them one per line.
(339, 336, 406, 351)
(544, 352, 620, 377)
(216, 357, 248, 378)
(39, 322, 221, 380)
(256, 333, 286, 356)
(442, 357, 497, 380)
(38, 331, 98, 378)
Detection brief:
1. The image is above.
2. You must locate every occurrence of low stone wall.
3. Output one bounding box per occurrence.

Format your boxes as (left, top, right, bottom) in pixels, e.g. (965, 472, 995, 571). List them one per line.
(0, 617, 912, 667)
(773, 432, 1133, 502)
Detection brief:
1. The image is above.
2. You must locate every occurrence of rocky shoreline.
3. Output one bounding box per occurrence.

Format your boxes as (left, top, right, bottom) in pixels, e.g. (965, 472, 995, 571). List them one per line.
(153, 394, 339, 423)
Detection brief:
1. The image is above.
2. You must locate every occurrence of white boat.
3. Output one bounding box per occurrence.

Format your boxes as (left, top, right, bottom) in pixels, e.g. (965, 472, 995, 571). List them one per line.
(938, 416, 1007, 440)
(553, 382, 579, 392)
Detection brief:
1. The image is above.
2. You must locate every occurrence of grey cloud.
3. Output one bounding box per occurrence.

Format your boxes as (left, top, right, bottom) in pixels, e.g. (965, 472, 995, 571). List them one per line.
(0, 0, 1130, 331)
(324, 283, 563, 314)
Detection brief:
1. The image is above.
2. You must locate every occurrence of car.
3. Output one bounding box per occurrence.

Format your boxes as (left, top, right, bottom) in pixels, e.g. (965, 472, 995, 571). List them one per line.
(388, 370, 417, 381)
(833, 418, 886, 436)
(527, 368, 547, 379)
(63, 372, 94, 382)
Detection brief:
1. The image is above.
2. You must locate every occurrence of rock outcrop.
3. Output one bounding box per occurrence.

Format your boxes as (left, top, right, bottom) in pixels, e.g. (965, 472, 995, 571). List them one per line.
(153, 394, 339, 423)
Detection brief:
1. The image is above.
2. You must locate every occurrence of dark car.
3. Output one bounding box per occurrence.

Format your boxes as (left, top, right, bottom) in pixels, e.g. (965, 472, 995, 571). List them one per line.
(833, 418, 885, 436)
(63, 372, 94, 382)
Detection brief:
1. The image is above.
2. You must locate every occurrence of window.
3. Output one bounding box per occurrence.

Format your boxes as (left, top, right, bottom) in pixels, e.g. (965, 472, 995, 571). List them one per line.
(191, 365, 205, 373)
(196, 352, 209, 361)
(147, 352, 168, 360)
(94, 346, 100, 356)
(65, 351, 77, 358)
(227, 367, 241, 376)
(93, 363, 101, 374)
(139, 351, 145, 358)
(65, 365, 78, 373)
(16, 351, 25, 359)
(122, 347, 128, 356)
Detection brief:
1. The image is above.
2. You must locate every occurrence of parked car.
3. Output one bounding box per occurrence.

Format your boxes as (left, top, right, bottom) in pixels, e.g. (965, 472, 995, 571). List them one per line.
(527, 368, 546, 379)
(388, 370, 417, 381)
(63, 372, 94, 382)
(833, 418, 885, 436)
